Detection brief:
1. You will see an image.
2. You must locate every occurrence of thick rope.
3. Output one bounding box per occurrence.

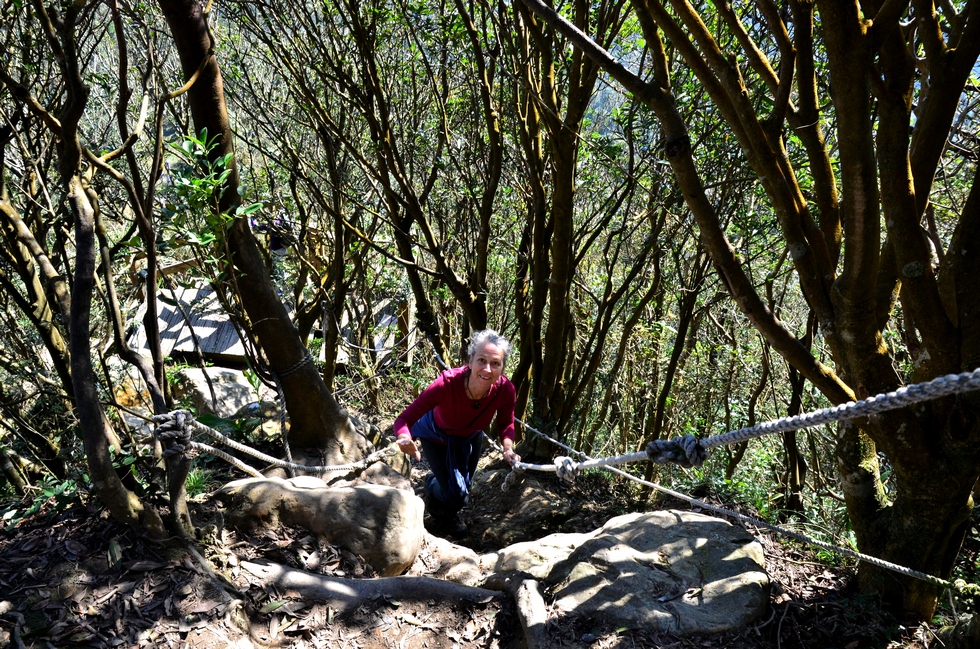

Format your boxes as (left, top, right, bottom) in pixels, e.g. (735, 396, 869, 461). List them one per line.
(700, 367, 980, 452)
(517, 367, 980, 473)
(186, 441, 264, 478)
(515, 418, 977, 594)
(272, 375, 295, 478)
(151, 410, 396, 474)
(275, 350, 315, 378)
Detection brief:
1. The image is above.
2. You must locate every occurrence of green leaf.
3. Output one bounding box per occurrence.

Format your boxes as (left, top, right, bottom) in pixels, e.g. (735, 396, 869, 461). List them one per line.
(186, 230, 217, 246)
(260, 601, 286, 614)
(196, 412, 237, 434)
(237, 202, 262, 216)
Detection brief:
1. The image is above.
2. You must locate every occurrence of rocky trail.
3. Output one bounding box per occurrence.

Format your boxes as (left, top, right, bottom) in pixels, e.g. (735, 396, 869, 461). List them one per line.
(0, 464, 943, 648)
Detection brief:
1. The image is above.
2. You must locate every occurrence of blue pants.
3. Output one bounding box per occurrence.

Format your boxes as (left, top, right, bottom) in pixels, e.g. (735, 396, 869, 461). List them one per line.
(421, 434, 483, 518)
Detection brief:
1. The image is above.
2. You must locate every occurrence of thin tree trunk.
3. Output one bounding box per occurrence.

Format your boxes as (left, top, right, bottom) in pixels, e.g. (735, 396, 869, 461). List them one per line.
(156, 0, 368, 463)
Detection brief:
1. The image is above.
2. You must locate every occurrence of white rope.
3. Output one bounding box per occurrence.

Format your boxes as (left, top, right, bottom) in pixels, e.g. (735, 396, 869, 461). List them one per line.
(151, 410, 396, 474)
(514, 418, 975, 592)
(516, 367, 980, 473)
(509, 450, 650, 479)
(186, 441, 264, 478)
(700, 367, 980, 452)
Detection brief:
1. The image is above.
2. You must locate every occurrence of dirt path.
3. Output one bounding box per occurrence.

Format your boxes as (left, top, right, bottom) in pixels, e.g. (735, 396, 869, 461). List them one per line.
(0, 472, 934, 648)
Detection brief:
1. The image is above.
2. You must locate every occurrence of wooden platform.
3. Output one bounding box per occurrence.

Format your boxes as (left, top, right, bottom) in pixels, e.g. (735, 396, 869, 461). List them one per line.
(127, 283, 248, 364)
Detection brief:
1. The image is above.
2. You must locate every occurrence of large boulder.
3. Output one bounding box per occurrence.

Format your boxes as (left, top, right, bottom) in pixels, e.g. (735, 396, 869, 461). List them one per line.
(546, 510, 769, 634)
(215, 476, 424, 576)
(171, 367, 275, 419)
(445, 509, 768, 635)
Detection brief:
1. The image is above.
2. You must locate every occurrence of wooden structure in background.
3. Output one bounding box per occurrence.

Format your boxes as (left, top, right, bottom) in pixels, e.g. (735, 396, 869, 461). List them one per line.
(127, 281, 248, 366)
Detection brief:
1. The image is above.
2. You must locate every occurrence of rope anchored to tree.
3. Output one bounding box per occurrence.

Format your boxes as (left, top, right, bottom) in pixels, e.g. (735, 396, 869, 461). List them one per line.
(150, 409, 396, 475)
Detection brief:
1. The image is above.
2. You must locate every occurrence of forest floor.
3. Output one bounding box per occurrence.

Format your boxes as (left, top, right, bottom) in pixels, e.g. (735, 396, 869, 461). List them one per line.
(2, 437, 973, 649)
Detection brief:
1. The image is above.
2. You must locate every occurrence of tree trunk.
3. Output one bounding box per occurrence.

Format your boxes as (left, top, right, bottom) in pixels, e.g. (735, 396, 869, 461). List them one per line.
(69, 176, 165, 537)
(157, 0, 369, 462)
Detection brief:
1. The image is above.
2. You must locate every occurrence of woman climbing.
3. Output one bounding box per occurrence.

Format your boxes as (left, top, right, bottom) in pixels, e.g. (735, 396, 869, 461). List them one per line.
(394, 329, 521, 535)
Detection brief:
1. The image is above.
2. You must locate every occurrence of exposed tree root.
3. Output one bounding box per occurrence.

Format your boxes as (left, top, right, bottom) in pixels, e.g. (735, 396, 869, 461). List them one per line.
(240, 559, 501, 617)
(239, 559, 560, 647)
(484, 572, 556, 649)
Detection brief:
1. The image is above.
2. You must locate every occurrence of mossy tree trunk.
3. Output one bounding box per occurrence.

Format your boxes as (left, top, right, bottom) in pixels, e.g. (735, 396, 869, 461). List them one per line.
(157, 0, 370, 463)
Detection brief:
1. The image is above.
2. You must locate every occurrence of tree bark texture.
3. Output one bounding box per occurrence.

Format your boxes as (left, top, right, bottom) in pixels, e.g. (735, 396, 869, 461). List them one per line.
(69, 175, 165, 534)
(517, 0, 980, 618)
(156, 0, 367, 461)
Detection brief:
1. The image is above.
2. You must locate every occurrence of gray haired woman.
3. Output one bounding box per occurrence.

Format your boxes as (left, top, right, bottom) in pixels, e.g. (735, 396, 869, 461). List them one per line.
(394, 330, 520, 535)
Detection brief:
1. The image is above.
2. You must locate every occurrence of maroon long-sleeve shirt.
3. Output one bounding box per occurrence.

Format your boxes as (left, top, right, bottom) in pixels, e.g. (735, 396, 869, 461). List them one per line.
(393, 366, 516, 442)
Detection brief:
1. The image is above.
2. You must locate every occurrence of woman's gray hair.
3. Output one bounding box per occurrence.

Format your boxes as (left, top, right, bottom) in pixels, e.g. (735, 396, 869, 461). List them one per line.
(468, 329, 511, 366)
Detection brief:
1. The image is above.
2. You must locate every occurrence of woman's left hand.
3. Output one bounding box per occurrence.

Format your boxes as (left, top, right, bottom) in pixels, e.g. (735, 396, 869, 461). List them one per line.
(503, 448, 520, 466)
(397, 435, 422, 462)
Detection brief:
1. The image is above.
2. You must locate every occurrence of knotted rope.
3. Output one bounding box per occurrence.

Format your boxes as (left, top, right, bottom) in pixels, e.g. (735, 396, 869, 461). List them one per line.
(518, 367, 980, 478)
(150, 409, 396, 475)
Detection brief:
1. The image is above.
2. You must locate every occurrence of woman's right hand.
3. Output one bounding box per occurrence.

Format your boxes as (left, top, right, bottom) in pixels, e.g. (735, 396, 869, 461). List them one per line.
(396, 434, 421, 462)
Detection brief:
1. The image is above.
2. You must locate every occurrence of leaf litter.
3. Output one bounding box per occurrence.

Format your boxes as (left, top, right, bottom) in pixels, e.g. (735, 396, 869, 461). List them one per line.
(0, 472, 942, 648)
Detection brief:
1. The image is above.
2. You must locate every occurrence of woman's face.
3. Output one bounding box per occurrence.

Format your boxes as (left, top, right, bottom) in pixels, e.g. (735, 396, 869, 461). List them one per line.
(468, 342, 505, 387)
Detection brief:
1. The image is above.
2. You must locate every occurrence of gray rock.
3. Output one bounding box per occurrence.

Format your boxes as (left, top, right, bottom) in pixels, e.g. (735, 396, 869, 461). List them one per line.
(441, 507, 768, 635)
(171, 367, 274, 419)
(545, 510, 769, 634)
(477, 532, 596, 581)
(215, 476, 424, 576)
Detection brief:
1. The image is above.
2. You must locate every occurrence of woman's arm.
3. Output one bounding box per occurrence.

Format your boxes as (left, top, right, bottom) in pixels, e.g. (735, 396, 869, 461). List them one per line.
(393, 372, 451, 438)
(393, 371, 453, 461)
(496, 381, 519, 466)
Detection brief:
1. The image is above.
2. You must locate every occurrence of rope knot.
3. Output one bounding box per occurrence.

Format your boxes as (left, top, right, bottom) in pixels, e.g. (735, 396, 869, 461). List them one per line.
(645, 434, 707, 468)
(152, 409, 195, 446)
(554, 456, 580, 483)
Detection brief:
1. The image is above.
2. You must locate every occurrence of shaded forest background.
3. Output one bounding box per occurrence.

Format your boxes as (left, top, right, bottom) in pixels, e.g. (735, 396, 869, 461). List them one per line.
(1, 0, 979, 624)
